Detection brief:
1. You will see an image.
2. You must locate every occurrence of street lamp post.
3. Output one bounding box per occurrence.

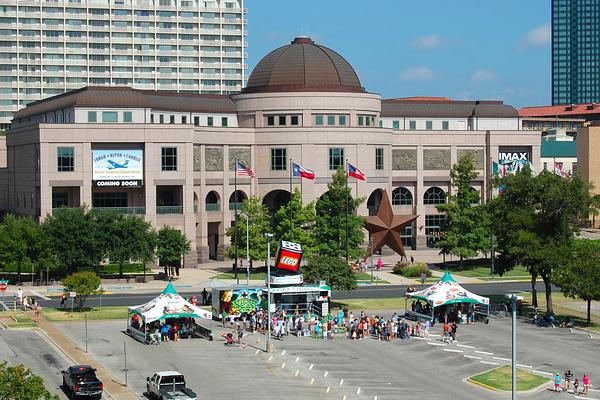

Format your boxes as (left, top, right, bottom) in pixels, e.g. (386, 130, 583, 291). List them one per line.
(369, 237, 374, 283)
(245, 214, 250, 286)
(505, 294, 517, 400)
(265, 232, 273, 353)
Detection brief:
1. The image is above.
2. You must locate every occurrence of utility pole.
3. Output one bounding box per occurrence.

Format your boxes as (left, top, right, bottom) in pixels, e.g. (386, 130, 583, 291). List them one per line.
(265, 233, 273, 353)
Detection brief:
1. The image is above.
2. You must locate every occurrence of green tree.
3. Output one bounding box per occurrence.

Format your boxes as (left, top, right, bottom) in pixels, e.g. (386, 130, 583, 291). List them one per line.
(315, 168, 365, 260)
(303, 255, 357, 291)
(436, 156, 489, 267)
(0, 362, 59, 400)
(156, 226, 191, 270)
(273, 189, 317, 257)
(100, 213, 156, 277)
(490, 168, 589, 314)
(0, 215, 54, 281)
(554, 240, 600, 325)
(589, 193, 600, 227)
(225, 197, 271, 267)
(62, 271, 101, 311)
(43, 207, 105, 275)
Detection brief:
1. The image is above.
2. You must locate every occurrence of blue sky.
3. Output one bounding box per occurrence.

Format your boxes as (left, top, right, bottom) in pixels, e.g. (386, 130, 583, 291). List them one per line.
(246, 0, 551, 108)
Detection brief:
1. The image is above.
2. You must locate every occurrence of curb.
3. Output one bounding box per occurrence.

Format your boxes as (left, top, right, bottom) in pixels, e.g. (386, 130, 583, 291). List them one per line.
(467, 378, 499, 391)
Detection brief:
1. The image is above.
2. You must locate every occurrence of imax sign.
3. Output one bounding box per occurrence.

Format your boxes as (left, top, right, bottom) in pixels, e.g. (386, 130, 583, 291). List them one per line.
(498, 147, 531, 164)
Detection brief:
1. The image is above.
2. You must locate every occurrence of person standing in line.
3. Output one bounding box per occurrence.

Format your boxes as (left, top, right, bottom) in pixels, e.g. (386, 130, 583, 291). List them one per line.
(564, 370, 573, 392)
(582, 374, 590, 395)
(201, 288, 208, 305)
(450, 321, 458, 342)
(554, 373, 561, 392)
(573, 378, 579, 394)
(17, 288, 23, 307)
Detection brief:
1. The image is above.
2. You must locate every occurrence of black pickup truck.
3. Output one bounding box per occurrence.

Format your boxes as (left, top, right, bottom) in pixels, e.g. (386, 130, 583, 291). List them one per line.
(61, 365, 103, 399)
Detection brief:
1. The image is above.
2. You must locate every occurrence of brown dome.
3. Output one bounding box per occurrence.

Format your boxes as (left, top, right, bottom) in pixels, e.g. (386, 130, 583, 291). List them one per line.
(243, 37, 365, 94)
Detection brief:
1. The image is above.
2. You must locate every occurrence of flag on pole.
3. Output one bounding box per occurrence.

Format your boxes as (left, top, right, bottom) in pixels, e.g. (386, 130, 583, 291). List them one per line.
(347, 163, 366, 181)
(291, 162, 315, 180)
(553, 161, 568, 178)
(236, 160, 255, 178)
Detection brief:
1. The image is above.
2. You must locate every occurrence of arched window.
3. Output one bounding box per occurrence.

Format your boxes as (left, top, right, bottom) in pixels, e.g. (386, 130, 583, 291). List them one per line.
(423, 187, 446, 205)
(228, 190, 247, 210)
(392, 187, 413, 205)
(205, 191, 220, 212)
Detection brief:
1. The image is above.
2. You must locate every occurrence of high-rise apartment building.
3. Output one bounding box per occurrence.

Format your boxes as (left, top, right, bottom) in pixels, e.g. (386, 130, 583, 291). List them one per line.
(552, 0, 600, 105)
(0, 0, 247, 129)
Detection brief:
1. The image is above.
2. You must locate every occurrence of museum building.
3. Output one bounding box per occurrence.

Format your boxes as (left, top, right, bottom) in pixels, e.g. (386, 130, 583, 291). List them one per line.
(0, 37, 540, 266)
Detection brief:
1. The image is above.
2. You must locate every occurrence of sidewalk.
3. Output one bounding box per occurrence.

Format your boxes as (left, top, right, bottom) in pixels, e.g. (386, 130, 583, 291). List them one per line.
(33, 312, 139, 400)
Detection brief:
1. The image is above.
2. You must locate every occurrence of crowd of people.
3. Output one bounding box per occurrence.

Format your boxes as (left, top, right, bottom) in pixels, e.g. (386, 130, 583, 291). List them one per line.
(554, 370, 591, 395)
(130, 314, 197, 344)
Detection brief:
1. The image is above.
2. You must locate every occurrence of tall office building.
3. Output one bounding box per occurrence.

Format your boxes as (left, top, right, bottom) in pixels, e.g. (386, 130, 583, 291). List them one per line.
(552, 0, 600, 105)
(0, 0, 247, 130)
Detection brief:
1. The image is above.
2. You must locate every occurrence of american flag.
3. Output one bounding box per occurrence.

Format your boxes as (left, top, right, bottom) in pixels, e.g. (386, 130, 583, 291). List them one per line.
(236, 160, 256, 178)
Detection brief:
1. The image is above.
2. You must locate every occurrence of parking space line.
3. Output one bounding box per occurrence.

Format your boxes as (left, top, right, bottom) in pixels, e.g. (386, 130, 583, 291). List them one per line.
(0, 300, 9, 311)
(517, 364, 532, 369)
(427, 342, 447, 347)
(480, 361, 500, 366)
(475, 350, 493, 355)
(428, 334, 441, 337)
(463, 355, 482, 360)
(456, 344, 475, 349)
(443, 349, 463, 353)
(533, 370, 553, 376)
(575, 396, 598, 400)
(492, 356, 511, 362)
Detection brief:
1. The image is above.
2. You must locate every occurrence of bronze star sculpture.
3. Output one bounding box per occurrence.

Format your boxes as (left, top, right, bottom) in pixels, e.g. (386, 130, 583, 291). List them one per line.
(366, 189, 418, 259)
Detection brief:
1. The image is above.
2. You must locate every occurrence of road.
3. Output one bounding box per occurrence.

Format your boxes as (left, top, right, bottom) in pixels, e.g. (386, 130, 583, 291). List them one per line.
(33, 281, 545, 308)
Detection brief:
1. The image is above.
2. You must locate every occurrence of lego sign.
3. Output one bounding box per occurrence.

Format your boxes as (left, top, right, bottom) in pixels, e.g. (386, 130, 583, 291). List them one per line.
(274, 241, 303, 273)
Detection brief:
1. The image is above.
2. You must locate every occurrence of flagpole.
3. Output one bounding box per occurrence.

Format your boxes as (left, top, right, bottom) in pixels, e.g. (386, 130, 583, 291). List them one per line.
(345, 159, 349, 263)
(289, 158, 293, 241)
(234, 158, 239, 284)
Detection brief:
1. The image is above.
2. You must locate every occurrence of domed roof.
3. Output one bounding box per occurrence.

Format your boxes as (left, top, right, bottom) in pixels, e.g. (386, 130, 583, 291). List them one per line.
(243, 37, 365, 94)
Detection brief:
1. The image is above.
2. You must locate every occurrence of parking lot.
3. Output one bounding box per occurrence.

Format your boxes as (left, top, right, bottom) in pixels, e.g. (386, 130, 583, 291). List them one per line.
(52, 314, 599, 400)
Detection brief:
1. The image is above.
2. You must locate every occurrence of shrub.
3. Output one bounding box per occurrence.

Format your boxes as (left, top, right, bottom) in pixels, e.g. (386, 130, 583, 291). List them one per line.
(393, 262, 408, 274)
(400, 263, 432, 278)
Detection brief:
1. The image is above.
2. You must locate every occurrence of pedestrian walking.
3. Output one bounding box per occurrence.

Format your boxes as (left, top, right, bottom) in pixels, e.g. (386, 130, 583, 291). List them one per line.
(60, 293, 66, 309)
(573, 379, 579, 394)
(564, 370, 573, 392)
(450, 321, 458, 342)
(583, 374, 590, 395)
(376, 257, 383, 271)
(201, 288, 208, 305)
(17, 288, 23, 307)
(554, 373, 561, 392)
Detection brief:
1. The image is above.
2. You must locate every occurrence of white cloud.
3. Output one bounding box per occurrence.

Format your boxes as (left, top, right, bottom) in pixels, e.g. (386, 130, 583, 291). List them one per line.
(470, 69, 494, 83)
(410, 34, 445, 49)
(400, 66, 435, 81)
(518, 24, 551, 50)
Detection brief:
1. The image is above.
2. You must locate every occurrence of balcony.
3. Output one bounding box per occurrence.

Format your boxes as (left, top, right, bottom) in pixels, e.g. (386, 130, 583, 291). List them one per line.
(156, 205, 183, 214)
(92, 207, 146, 215)
(205, 203, 220, 212)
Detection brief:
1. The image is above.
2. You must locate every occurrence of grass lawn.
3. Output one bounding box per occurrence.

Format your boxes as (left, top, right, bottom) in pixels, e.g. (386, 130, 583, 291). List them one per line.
(469, 365, 549, 391)
(354, 271, 390, 284)
(520, 292, 600, 334)
(332, 297, 407, 311)
(446, 263, 530, 280)
(214, 271, 266, 281)
(42, 306, 130, 322)
(0, 311, 36, 328)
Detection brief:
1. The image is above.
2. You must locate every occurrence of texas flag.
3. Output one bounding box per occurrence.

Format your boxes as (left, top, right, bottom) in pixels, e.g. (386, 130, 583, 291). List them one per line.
(292, 162, 315, 180)
(348, 162, 366, 181)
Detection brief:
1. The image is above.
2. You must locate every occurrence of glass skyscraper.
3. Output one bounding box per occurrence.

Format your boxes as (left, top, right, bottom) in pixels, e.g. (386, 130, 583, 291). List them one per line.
(552, 0, 600, 105)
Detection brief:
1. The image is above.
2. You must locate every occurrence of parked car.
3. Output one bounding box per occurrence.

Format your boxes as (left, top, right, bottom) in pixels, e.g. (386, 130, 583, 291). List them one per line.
(146, 371, 197, 400)
(61, 365, 103, 399)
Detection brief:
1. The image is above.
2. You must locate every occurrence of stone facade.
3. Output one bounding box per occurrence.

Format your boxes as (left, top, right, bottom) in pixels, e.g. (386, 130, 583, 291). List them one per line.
(392, 149, 417, 170)
(205, 147, 223, 171)
(423, 149, 451, 170)
(193, 146, 202, 172)
(457, 148, 485, 169)
(228, 147, 251, 170)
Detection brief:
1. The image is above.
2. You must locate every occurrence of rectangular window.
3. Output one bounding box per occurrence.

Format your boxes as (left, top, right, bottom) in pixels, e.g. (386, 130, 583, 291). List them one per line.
(194, 116, 200, 126)
(327, 115, 335, 126)
(290, 115, 299, 126)
(358, 116, 364, 126)
(278, 115, 286, 126)
(159, 115, 165, 124)
(392, 120, 400, 130)
(182, 116, 187, 124)
(221, 117, 228, 127)
(409, 120, 416, 130)
(207, 116, 213, 126)
(123, 111, 132, 123)
(572, 162, 577, 174)
(161, 147, 177, 171)
(87, 111, 97, 123)
(169, 115, 175, 124)
(102, 111, 118, 123)
(329, 147, 344, 170)
(315, 115, 323, 125)
(339, 115, 347, 125)
(375, 148, 384, 170)
(442, 120, 449, 130)
(426, 120, 433, 130)
(57, 147, 74, 172)
(267, 115, 275, 126)
(150, 114, 155, 124)
(270, 148, 287, 171)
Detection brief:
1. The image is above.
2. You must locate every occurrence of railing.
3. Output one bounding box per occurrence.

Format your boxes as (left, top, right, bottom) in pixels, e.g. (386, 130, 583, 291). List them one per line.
(92, 207, 146, 215)
(156, 206, 183, 214)
(205, 203, 220, 212)
(228, 202, 243, 210)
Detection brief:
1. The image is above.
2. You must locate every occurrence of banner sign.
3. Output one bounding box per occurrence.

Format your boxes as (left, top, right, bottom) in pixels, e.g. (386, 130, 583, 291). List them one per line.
(274, 241, 303, 272)
(498, 147, 531, 164)
(92, 150, 143, 187)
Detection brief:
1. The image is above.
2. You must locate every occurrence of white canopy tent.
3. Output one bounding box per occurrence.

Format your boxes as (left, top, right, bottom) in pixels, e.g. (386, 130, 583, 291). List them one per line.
(127, 282, 212, 342)
(405, 271, 490, 322)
